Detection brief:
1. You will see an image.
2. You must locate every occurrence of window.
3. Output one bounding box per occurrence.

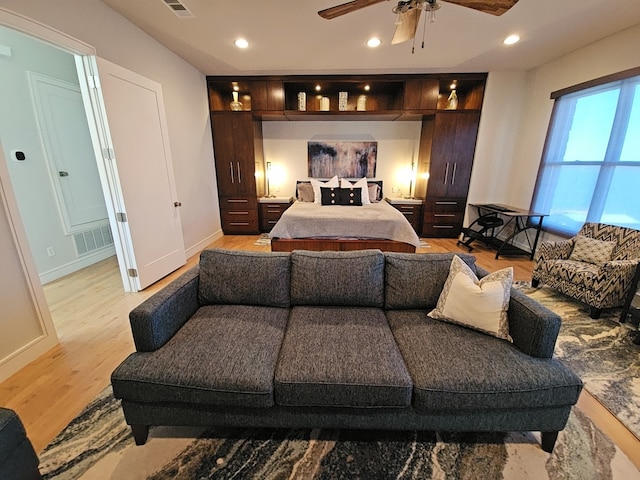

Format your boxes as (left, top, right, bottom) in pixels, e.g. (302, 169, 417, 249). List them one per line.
(531, 69, 640, 236)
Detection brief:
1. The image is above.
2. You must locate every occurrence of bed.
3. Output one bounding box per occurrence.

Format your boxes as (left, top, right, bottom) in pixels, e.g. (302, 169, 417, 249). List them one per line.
(269, 179, 421, 253)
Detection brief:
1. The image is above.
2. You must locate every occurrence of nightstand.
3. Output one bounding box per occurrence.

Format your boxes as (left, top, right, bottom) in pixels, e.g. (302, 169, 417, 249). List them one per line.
(386, 198, 423, 234)
(258, 197, 293, 232)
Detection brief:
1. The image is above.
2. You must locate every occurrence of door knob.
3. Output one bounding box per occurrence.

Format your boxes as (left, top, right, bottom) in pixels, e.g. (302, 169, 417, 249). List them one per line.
(174, 201, 182, 207)
(59, 171, 69, 177)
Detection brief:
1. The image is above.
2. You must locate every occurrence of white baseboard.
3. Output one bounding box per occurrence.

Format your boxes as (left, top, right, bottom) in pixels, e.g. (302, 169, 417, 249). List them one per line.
(39, 246, 116, 285)
(0, 332, 59, 383)
(185, 230, 223, 259)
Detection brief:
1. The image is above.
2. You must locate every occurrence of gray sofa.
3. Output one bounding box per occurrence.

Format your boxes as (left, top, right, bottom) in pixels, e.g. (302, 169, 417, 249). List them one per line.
(0, 408, 41, 480)
(111, 249, 583, 453)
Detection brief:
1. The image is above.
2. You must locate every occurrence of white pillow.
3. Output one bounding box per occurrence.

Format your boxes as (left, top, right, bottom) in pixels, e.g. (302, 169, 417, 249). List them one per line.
(341, 177, 370, 204)
(428, 255, 513, 341)
(310, 176, 339, 205)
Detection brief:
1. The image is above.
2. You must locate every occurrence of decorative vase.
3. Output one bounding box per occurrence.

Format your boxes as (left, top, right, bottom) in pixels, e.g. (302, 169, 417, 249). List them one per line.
(338, 91, 348, 111)
(446, 89, 458, 110)
(230, 91, 243, 111)
(297, 92, 306, 111)
(356, 95, 367, 111)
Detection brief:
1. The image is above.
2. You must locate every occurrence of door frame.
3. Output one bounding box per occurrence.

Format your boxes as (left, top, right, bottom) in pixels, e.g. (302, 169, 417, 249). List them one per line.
(0, 7, 138, 292)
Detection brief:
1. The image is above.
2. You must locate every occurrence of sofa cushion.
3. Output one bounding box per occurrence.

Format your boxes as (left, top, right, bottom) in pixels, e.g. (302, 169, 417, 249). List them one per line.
(384, 252, 477, 309)
(428, 255, 513, 341)
(111, 305, 289, 408)
(386, 310, 583, 411)
(198, 249, 291, 307)
(569, 235, 616, 264)
(275, 306, 413, 408)
(290, 250, 385, 307)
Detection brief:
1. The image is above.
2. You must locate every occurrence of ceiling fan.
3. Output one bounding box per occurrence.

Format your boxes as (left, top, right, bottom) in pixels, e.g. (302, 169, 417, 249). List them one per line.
(318, 0, 519, 47)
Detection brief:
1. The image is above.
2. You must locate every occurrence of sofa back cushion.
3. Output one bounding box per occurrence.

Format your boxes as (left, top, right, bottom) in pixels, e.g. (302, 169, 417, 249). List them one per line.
(384, 252, 477, 309)
(290, 249, 385, 307)
(578, 222, 640, 261)
(198, 249, 291, 307)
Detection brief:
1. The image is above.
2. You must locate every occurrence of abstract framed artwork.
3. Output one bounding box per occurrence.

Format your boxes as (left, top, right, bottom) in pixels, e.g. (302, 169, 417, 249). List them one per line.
(308, 141, 377, 178)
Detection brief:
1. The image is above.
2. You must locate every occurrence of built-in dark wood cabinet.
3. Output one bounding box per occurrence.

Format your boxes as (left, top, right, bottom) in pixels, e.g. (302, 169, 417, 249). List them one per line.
(210, 112, 262, 234)
(206, 73, 486, 236)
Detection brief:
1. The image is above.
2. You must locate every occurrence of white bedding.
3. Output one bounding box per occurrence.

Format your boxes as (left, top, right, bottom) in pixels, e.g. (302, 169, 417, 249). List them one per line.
(269, 200, 421, 248)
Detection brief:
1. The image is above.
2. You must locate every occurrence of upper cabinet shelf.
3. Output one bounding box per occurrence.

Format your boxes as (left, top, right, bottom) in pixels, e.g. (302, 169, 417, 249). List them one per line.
(206, 74, 487, 120)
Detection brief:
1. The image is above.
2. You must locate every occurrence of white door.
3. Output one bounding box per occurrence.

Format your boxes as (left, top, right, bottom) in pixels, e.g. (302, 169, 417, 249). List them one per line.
(95, 58, 185, 290)
(28, 73, 108, 232)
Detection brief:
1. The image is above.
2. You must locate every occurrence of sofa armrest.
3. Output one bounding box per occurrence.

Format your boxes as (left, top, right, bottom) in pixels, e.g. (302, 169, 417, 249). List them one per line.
(534, 239, 574, 264)
(477, 266, 560, 358)
(507, 288, 561, 358)
(129, 266, 200, 352)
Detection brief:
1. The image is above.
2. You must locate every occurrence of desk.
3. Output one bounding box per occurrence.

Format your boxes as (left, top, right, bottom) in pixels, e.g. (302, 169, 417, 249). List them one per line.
(458, 203, 548, 260)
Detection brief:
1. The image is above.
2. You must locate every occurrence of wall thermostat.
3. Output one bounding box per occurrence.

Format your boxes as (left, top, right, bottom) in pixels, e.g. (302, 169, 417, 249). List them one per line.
(11, 150, 26, 161)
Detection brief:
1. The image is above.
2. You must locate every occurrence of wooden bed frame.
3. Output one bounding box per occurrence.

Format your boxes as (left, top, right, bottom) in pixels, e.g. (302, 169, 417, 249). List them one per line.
(270, 237, 416, 253)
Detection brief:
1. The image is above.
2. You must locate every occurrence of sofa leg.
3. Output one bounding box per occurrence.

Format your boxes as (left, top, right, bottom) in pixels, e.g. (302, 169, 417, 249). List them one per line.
(541, 431, 559, 453)
(589, 307, 602, 319)
(130, 425, 149, 445)
(531, 278, 540, 288)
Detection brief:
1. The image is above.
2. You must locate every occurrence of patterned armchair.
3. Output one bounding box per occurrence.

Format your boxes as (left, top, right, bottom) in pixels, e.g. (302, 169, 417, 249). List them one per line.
(532, 223, 640, 319)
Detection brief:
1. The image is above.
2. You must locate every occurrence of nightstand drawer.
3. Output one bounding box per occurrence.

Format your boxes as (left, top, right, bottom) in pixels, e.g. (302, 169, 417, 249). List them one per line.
(258, 199, 293, 232)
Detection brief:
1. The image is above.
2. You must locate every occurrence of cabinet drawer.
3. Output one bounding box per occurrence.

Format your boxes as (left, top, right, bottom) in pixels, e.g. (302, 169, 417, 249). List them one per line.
(389, 203, 423, 233)
(222, 219, 259, 234)
(221, 209, 258, 223)
(260, 203, 289, 219)
(424, 198, 465, 213)
(422, 222, 463, 238)
(221, 197, 258, 210)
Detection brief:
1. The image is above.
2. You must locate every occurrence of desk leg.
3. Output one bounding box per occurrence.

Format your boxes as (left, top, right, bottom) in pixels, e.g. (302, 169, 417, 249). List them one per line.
(531, 216, 544, 260)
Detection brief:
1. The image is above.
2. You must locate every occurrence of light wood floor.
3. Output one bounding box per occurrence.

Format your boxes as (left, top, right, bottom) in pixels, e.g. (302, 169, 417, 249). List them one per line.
(0, 236, 638, 469)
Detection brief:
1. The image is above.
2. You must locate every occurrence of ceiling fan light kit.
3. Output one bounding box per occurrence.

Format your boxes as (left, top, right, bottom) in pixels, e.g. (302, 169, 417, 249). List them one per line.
(319, 0, 519, 50)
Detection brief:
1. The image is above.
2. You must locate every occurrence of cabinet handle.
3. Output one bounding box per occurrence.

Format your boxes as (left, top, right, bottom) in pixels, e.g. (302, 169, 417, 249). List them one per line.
(229, 211, 249, 215)
(228, 199, 248, 203)
(230, 162, 234, 183)
(433, 225, 454, 229)
(444, 162, 449, 184)
(237, 162, 242, 183)
(451, 163, 457, 185)
(230, 222, 250, 226)
(435, 201, 457, 205)
(434, 213, 455, 217)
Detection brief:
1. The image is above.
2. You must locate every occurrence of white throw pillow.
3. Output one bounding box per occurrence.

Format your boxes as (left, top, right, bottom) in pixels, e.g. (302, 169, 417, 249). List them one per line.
(341, 177, 370, 204)
(310, 176, 339, 204)
(428, 255, 513, 341)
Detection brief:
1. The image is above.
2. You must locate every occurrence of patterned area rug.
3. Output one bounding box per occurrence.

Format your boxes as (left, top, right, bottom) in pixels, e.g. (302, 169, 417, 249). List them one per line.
(39, 386, 639, 479)
(515, 283, 640, 441)
(254, 233, 271, 246)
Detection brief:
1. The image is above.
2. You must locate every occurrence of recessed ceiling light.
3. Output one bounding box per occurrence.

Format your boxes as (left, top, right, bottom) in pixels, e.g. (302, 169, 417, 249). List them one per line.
(234, 38, 249, 49)
(364, 85, 370, 91)
(503, 34, 520, 45)
(315, 85, 322, 92)
(367, 37, 381, 48)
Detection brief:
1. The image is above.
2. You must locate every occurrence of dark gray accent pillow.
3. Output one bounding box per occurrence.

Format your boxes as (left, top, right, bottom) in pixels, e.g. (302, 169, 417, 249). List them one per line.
(384, 252, 477, 309)
(198, 249, 291, 307)
(291, 249, 385, 307)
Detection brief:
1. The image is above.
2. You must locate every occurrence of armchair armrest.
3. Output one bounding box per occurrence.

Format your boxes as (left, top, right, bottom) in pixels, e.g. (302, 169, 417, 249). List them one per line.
(129, 266, 200, 352)
(477, 266, 561, 358)
(534, 239, 574, 264)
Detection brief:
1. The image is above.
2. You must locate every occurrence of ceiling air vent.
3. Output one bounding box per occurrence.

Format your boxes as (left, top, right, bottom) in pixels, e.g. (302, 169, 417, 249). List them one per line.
(162, 0, 195, 18)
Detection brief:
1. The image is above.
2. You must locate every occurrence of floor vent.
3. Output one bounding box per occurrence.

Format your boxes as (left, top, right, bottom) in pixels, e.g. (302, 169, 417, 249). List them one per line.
(74, 225, 114, 256)
(162, 0, 195, 18)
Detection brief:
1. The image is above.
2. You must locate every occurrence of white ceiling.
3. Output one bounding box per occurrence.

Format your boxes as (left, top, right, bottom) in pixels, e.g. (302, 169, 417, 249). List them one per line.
(100, 0, 640, 75)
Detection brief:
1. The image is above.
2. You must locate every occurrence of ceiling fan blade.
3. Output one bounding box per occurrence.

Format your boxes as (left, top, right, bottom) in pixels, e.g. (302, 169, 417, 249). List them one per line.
(443, 0, 519, 16)
(318, 0, 388, 20)
(391, 8, 421, 45)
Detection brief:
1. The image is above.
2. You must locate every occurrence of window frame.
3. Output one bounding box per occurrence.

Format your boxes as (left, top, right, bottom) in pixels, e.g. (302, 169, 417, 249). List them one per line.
(530, 66, 640, 237)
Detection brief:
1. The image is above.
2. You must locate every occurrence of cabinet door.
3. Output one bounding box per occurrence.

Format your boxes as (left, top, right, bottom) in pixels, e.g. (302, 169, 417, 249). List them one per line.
(427, 111, 480, 197)
(211, 113, 256, 197)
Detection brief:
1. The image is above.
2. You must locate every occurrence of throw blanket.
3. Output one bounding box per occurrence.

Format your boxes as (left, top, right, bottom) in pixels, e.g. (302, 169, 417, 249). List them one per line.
(269, 201, 421, 248)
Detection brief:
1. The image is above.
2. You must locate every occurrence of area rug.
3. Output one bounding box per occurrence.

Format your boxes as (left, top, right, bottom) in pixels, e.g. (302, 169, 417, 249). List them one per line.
(515, 283, 640, 441)
(38, 386, 638, 479)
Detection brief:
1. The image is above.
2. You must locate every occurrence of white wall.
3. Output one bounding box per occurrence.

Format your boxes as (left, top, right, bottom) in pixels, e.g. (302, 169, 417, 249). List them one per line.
(0, 0, 221, 255)
(0, 26, 114, 282)
(262, 121, 422, 197)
